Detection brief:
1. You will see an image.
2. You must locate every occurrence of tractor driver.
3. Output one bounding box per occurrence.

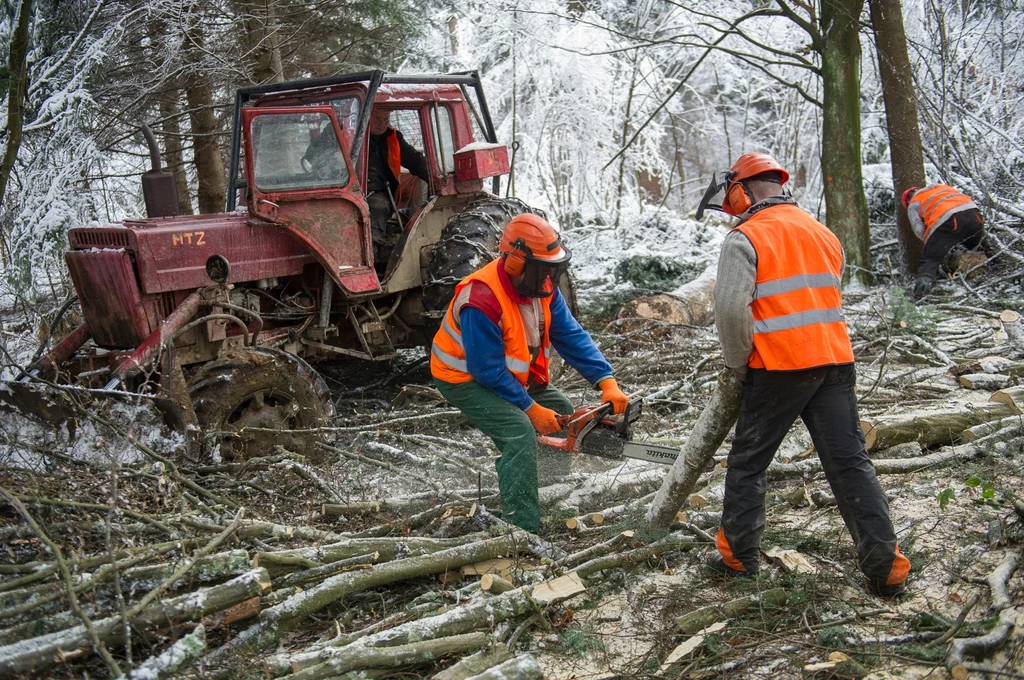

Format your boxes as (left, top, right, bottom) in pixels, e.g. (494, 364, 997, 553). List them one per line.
(431, 214, 630, 534)
(367, 109, 430, 261)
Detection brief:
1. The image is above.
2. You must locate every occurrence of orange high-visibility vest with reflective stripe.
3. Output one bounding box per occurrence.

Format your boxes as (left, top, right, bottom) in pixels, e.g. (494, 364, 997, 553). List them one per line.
(909, 184, 976, 242)
(430, 259, 553, 385)
(386, 130, 401, 182)
(736, 204, 854, 371)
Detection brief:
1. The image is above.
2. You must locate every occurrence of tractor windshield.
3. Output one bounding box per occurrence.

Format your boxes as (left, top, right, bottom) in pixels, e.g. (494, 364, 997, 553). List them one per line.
(251, 112, 350, 192)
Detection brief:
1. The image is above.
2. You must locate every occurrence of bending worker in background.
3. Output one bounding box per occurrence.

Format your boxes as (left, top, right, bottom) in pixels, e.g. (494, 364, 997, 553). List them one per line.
(902, 184, 987, 301)
(431, 214, 629, 533)
(697, 152, 911, 597)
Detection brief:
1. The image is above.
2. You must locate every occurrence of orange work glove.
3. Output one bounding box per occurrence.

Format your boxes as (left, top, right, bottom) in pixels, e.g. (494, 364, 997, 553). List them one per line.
(598, 378, 629, 414)
(526, 402, 566, 434)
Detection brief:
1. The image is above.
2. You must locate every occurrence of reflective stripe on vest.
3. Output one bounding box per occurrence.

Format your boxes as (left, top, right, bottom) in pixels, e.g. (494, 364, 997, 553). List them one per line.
(430, 259, 553, 385)
(434, 306, 534, 374)
(431, 342, 467, 372)
(736, 204, 854, 371)
(912, 184, 975, 241)
(754, 273, 841, 299)
(752, 308, 846, 334)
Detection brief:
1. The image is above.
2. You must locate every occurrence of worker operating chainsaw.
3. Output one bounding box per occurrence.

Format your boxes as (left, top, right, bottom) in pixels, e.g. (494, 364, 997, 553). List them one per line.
(431, 214, 629, 533)
(696, 153, 911, 598)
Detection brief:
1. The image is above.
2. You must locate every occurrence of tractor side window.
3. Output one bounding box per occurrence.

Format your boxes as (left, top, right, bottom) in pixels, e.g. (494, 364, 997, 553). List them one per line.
(390, 109, 426, 158)
(432, 105, 455, 175)
(310, 96, 360, 159)
(251, 112, 349, 192)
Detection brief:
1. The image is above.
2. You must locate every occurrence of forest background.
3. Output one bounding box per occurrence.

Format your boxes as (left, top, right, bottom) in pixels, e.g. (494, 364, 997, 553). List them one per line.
(0, 0, 1022, 303)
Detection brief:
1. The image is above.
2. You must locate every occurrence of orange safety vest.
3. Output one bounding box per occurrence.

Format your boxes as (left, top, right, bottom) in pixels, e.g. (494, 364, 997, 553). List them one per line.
(431, 259, 554, 385)
(909, 184, 976, 242)
(386, 129, 401, 182)
(736, 204, 854, 371)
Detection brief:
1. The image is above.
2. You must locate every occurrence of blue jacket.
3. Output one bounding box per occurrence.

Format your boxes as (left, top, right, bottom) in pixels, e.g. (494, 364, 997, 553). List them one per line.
(460, 290, 612, 410)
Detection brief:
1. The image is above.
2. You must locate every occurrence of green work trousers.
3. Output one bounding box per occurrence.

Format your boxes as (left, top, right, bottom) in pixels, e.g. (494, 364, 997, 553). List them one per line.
(434, 378, 573, 533)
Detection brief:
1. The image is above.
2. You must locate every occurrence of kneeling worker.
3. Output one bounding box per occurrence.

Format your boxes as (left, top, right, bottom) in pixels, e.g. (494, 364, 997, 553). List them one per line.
(902, 184, 986, 301)
(697, 152, 911, 597)
(431, 214, 628, 533)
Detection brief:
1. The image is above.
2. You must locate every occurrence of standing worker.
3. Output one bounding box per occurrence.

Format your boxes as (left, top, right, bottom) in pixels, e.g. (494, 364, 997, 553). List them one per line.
(902, 184, 986, 301)
(696, 152, 911, 597)
(431, 214, 629, 533)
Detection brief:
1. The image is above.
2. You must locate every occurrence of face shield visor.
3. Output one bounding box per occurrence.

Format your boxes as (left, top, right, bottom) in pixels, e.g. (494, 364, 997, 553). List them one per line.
(513, 246, 573, 298)
(695, 170, 735, 219)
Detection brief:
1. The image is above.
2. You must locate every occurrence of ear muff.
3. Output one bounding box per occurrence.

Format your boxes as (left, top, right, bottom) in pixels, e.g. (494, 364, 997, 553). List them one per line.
(724, 181, 753, 216)
(503, 238, 529, 276)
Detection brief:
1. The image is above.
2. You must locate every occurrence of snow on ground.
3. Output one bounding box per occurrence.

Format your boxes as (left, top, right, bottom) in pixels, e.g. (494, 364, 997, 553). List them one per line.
(563, 210, 727, 303)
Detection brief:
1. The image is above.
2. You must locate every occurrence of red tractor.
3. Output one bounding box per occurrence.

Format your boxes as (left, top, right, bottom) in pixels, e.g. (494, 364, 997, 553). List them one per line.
(7, 71, 555, 458)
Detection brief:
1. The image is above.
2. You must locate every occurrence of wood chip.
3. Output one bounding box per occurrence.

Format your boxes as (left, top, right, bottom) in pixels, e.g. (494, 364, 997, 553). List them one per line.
(532, 572, 586, 603)
(805, 661, 837, 671)
(764, 546, 817, 574)
(460, 558, 514, 577)
(660, 623, 726, 670)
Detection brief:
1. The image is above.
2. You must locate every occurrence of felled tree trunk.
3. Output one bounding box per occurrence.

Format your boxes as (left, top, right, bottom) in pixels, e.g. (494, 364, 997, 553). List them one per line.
(270, 585, 542, 676)
(463, 655, 543, 680)
(260, 534, 530, 630)
(432, 646, 512, 680)
(253, 534, 485, 576)
(617, 265, 716, 329)
(0, 568, 270, 676)
(860, 402, 1013, 452)
(958, 374, 1012, 391)
(646, 372, 743, 527)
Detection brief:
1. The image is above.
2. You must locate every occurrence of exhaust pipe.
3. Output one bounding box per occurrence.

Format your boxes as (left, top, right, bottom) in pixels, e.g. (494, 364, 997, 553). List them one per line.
(141, 123, 180, 218)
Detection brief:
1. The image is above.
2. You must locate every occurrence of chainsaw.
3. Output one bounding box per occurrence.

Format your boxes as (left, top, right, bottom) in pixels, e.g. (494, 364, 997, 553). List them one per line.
(537, 398, 680, 465)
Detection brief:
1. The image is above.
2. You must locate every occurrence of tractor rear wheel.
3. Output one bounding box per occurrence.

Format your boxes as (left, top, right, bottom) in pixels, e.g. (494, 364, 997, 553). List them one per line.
(423, 197, 543, 314)
(189, 347, 333, 461)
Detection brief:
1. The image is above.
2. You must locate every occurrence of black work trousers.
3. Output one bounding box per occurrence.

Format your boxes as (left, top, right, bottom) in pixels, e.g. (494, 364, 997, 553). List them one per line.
(917, 209, 985, 281)
(718, 364, 907, 588)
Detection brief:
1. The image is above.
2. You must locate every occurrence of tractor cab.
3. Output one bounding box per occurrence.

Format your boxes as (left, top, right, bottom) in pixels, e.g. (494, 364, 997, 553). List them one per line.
(231, 72, 510, 294)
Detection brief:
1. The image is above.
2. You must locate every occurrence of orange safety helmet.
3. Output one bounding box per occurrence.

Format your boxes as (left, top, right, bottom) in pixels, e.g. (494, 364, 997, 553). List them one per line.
(901, 187, 919, 209)
(722, 153, 790, 216)
(499, 214, 572, 298)
(696, 153, 790, 219)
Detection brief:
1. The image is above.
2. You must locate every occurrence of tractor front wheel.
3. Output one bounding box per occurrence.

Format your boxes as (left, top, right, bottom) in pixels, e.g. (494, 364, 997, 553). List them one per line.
(189, 347, 334, 461)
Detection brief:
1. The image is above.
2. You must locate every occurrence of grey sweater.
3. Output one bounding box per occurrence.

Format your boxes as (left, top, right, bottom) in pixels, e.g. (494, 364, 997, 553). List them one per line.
(714, 209, 845, 372)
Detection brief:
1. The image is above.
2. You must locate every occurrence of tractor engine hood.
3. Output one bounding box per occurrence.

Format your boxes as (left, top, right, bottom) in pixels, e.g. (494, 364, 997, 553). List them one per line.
(68, 213, 315, 295)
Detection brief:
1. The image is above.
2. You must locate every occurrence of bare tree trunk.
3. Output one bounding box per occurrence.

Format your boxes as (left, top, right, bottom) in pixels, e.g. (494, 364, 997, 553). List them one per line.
(869, 0, 926, 274)
(0, 0, 33, 266)
(182, 10, 227, 214)
(159, 89, 195, 216)
(232, 0, 285, 84)
(820, 0, 873, 285)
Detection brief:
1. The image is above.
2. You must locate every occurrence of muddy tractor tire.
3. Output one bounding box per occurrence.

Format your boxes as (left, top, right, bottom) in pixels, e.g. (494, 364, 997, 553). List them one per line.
(189, 347, 334, 461)
(423, 198, 542, 315)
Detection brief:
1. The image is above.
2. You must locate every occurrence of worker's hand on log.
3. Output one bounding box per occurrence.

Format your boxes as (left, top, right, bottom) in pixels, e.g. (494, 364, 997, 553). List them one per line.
(733, 369, 747, 383)
(598, 378, 629, 414)
(526, 403, 567, 434)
